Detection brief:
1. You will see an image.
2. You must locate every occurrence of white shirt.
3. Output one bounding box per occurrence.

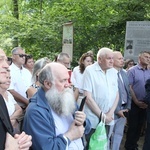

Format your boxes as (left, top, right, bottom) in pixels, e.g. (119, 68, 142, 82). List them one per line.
(8, 63, 32, 106)
(4, 91, 17, 116)
(51, 109, 84, 150)
(71, 66, 84, 93)
(71, 66, 79, 86)
(83, 62, 118, 128)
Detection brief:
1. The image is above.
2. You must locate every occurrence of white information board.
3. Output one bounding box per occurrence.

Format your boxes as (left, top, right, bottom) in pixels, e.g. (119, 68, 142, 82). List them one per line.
(62, 22, 73, 60)
(124, 21, 150, 62)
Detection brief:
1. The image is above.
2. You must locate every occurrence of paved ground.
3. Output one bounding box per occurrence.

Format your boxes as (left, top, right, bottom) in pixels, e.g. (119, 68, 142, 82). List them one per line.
(120, 132, 145, 150)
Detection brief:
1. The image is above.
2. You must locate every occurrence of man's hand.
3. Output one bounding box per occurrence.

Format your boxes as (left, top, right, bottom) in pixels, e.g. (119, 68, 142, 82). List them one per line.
(5, 132, 32, 150)
(105, 111, 113, 124)
(14, 131, 32, 150)
(5, 132, 19, 150)
(135, 101, 148, 109)
(117, 109, 129, 118)
(74, 111, 86, 126)
(64, 122, 85, 141)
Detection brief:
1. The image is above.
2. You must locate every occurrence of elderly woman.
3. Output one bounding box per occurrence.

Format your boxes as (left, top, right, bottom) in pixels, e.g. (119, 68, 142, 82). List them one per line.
(0, 71, 22, 134)
(26, 57, 50, 98)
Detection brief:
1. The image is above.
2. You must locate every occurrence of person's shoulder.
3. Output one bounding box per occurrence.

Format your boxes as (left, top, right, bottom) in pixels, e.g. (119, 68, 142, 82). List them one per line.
(120, 69, 128, 75)
(73, 66, 79, 71)
(29, 91, 38, 102)
(127, 65, 138, 72)
(86, 62, 97, 71)
(9, 63, 17, 71)
(22, 67, 31, 74)
(26, 97, 38, 112)
(7, 91, 15, 100)
(29, 88, 47, 107)
(108, 67, 118, 75)
(110, 67, 117, 72)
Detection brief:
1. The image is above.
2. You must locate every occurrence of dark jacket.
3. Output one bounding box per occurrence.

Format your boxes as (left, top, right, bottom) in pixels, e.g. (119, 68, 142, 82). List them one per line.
(0, 94, 14, 149)
(144, 79, 150, 106)
(144, 79, 150, 123)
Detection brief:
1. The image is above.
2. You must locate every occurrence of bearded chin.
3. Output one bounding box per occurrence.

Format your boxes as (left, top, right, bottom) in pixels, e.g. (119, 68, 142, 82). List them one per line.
(45, 86, 76, 116)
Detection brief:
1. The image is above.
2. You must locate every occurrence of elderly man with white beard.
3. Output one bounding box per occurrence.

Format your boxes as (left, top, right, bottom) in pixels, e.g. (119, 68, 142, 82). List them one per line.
(23, 62, 91, 150)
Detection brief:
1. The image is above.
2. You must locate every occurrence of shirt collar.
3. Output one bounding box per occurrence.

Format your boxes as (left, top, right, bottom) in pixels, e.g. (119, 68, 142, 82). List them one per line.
(95, 62, 103, 71)
(11, 63, 23, 70)
(137, 63, 147, 70)
(34, 87, 50, 110)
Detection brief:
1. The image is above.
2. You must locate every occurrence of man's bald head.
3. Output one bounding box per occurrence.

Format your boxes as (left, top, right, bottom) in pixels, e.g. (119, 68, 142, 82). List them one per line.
(113, 51, 124, 70)
(48, 62, 68, 78)
(113, 51, 122, 58)
(38, 62, 69, 91)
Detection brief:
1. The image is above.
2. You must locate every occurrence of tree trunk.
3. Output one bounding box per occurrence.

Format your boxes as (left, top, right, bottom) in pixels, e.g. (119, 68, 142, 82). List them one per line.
(12, 0, 19, 47)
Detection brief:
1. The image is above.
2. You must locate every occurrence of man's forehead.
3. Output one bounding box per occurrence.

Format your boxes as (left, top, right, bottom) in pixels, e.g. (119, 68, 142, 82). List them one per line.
(63, 58, 70, 63)
(105, 53, 113, 58)
(53, 68, 69, 79)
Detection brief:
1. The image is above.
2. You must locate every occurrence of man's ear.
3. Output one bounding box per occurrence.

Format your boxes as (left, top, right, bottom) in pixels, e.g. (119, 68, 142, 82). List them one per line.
(44, 80, 52, 90)
(12, 54, 16, 60)
(98, 57, 102, 63)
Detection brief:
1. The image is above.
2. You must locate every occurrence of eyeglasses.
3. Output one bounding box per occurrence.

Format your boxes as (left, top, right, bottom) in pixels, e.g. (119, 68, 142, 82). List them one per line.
(14, 54, 27, 58)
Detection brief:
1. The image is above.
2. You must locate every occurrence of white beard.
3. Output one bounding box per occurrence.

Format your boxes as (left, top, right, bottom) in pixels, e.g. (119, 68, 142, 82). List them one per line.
(45, 86, 76, 116)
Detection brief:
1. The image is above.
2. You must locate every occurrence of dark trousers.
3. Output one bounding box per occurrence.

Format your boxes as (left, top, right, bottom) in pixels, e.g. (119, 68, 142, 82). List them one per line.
(143, 108, 150, 150)
(125, 101, 146, 150)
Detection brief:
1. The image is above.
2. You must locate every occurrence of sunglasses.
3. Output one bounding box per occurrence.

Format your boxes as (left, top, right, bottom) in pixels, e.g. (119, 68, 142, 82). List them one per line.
(14, 54, 27, 58)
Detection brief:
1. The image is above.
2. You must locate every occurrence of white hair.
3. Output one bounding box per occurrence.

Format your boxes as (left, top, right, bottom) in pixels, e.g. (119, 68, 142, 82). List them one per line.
(97, 47, 113, 61)
(45, 86, 76, 116)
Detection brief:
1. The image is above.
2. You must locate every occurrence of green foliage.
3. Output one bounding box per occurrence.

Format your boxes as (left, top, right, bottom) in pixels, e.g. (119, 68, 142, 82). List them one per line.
(0, 0, 149, 66)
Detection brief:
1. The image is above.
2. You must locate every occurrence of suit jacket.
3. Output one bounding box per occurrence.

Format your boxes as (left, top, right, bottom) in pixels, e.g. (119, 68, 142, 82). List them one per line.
(0, 94, 14, 149)
(115, 69, 131, 119)
(144, 79, 150, 123)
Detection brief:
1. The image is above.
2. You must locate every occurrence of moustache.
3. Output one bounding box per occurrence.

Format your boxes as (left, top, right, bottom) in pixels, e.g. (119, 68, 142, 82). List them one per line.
(0, 82, 6, 84)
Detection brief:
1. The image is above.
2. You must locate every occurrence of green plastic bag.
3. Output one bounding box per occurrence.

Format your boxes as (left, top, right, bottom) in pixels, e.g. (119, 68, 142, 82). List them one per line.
(89, 114, 107, 150)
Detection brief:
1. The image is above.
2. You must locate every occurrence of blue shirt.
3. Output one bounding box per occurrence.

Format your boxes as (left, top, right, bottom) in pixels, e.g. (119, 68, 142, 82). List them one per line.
(127, 64, 150, 100)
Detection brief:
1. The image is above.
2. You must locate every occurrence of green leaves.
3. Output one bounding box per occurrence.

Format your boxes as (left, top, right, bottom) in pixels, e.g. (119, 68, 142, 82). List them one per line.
(0, 0, 149, 65)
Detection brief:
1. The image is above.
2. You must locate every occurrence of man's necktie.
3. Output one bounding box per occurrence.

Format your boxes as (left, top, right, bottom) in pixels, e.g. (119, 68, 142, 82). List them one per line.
(118, 72, 127, 104)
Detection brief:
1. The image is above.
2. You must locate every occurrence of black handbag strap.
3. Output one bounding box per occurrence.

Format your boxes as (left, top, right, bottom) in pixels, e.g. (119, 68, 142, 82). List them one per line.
(99, 112, 102, 123)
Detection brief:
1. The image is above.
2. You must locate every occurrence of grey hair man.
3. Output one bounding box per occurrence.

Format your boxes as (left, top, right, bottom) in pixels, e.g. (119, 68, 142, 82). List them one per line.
(8, 47, 32, 107)
(23, 62, 91, 150)
(57, 52, 72, 85)
(83, 47, 119, 149)
(57, 52, 71, 69)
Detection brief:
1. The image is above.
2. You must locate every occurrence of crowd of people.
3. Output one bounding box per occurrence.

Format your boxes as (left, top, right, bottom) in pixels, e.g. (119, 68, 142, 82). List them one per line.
(0, 46, 150, 150)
